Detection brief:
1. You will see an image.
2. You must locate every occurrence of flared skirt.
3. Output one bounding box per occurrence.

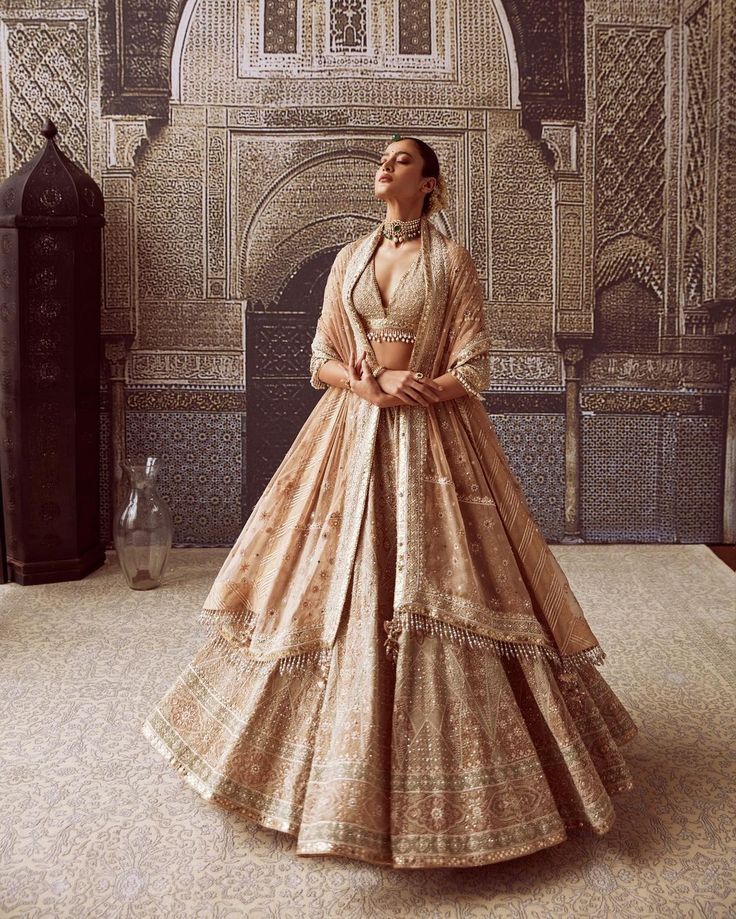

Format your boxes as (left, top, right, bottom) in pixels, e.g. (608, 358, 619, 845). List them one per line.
(142, 405, 638, 869)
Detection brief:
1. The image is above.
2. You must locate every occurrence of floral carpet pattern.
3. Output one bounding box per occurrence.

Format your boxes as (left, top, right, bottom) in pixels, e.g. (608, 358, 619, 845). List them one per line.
(0, 545, 734, 917)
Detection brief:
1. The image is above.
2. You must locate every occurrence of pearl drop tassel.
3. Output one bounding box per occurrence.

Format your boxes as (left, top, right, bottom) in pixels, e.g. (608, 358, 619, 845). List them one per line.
(367, 330, 416, 342)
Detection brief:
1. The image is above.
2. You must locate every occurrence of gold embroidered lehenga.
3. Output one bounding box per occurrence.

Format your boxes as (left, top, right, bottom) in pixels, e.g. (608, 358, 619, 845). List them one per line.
(142, 215, 638, 869)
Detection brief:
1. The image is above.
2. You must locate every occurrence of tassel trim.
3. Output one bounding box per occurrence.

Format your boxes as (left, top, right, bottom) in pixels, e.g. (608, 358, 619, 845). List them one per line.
(197, 607, 258, 646)
(197, 607, 332, 680)
(447, 367, 486, 401)
(366, 329, 417, 343)
(382, 610, 606, 673)
(196, 607, 605, 683)
(207, 631, 332, 679)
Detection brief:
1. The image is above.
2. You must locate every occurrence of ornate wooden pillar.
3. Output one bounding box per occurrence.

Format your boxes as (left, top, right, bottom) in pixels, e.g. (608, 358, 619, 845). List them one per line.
(100, 118, 150, 526)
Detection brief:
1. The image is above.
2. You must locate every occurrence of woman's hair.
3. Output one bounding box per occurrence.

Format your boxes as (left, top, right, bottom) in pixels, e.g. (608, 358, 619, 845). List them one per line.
(402, 137, 448, 216)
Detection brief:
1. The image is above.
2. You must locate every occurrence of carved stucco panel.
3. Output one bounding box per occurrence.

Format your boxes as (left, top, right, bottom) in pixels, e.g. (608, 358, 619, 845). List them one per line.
(178, 0, 512, 109)
(1, 10, 96, 172)
(134, 122, 206, 302)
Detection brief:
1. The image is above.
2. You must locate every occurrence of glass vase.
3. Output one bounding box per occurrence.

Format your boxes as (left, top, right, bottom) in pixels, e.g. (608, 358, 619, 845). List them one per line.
(114, 456, 173, 590)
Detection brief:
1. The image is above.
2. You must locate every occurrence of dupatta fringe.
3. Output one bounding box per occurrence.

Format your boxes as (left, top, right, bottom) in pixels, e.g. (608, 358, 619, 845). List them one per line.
(196, 607, 604, 682)
(382, 609, 607, 673)
(197, 607, 332, 678)
(197, 607, 258, 645)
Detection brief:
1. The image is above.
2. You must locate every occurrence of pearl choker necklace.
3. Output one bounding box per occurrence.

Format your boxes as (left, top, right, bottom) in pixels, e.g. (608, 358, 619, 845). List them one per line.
(382, 216, 422, 245)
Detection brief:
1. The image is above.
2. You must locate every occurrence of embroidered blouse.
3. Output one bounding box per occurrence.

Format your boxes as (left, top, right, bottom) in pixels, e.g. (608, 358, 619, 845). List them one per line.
(309, 229, 492, 401)
(351, 250, 425, 344)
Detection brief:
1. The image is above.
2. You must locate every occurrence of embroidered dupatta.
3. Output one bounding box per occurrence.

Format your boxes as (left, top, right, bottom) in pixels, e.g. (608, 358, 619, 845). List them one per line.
(199, 217, 605, 679)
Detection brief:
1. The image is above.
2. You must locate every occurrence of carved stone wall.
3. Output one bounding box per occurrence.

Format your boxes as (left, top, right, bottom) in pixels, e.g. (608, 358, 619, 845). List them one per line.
(0, 0, 733, 546)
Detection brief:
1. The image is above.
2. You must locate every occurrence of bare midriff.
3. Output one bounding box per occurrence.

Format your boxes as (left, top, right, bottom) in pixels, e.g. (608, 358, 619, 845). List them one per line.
(371, 340, 414, 371)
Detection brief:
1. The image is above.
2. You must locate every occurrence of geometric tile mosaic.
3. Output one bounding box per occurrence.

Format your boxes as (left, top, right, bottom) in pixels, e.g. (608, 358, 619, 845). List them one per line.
(581, 413, 663, 543)
(673, 415, 723, 543)
(488, 412, 567, 542)
(125, 411, 243, 547)
(581, 413, 723, 543)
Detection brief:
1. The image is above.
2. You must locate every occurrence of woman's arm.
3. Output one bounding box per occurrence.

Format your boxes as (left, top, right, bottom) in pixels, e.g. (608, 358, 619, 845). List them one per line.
(441, 245, 492, 401)
(308, 244, 355, 389)
(314, 358, 351, 390)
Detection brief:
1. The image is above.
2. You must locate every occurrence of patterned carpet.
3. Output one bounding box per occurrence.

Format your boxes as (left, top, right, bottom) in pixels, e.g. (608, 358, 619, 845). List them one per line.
(0, 545, 734, 918)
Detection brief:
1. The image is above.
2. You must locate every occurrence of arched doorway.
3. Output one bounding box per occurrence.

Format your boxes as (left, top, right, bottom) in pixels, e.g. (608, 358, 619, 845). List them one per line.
(244, 244, 342, 514)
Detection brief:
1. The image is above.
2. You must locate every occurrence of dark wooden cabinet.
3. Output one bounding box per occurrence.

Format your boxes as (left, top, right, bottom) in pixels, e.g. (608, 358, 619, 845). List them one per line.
(0, 119, 106, 584)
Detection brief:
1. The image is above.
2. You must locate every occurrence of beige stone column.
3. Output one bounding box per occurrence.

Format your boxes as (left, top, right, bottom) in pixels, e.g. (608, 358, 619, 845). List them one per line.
(542, 122, 592, 544)
(560, 345, 585, 544)
(725, 354, 736, 542)
(100, 119, 151, 522)
(702, 3, 736, 541)
(705, 302, 736, 541)
(103, 336, 135, 518)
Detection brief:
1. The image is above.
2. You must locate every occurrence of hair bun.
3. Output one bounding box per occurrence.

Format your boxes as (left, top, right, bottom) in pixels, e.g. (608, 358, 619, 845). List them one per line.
(425, 172, 448, 216)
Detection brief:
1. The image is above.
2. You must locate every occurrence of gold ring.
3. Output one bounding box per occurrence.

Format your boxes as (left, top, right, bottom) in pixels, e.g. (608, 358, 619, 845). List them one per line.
(414, 372, 424, 379)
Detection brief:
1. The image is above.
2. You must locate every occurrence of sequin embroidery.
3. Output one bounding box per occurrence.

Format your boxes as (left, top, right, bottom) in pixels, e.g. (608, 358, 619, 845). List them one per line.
(352, 248, 425, 343)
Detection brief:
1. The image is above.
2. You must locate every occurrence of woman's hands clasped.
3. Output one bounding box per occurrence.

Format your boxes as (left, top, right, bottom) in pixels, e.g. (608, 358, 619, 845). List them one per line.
(345, 346, 444, 407)
(344, 346, 383, 405)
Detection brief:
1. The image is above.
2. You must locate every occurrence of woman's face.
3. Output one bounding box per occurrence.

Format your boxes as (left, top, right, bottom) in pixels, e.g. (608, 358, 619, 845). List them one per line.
(374, 141, 436, 206)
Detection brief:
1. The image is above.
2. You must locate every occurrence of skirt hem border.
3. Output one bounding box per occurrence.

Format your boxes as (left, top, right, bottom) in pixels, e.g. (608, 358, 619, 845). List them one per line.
(141, 715, 638, 871)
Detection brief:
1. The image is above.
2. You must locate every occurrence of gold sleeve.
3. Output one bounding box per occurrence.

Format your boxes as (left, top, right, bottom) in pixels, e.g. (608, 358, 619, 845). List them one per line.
(309, 248, 349, 389)
(444, 246, 492, 401)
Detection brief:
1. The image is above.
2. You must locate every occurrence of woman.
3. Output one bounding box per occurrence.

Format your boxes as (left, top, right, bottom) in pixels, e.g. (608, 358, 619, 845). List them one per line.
(142, 135, 638, 869)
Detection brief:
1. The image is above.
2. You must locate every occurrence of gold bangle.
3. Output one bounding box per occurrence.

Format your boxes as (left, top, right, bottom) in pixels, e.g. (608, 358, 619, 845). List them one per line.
(344, 376, 352, 390)
(372, 365, 386, 378)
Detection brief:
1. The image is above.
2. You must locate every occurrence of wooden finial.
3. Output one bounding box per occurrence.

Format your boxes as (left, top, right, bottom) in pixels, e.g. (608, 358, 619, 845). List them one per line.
(40, 118, 58, 140)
